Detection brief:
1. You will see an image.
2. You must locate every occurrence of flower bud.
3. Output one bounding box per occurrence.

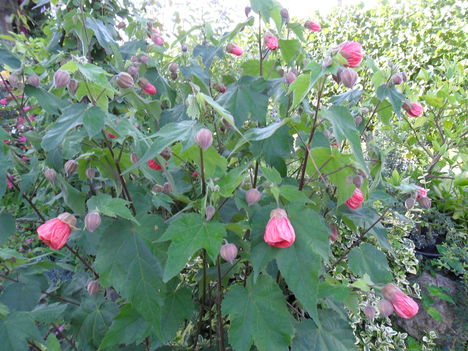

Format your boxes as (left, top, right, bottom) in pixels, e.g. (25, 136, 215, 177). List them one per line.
(322, 56, 333, 68)
(340, 68, 358, 88)
(87, 280, 100, 295)
(181, 44, 188, 52)
(220, 242, 238, 264)
(195, 128, 213, 150)
(27, 74, 40, 87)
(57, 212, 77, 228)
(160, 147, 172, 161)
(152, 35, 164, 46)
(403, 101, 423, 117)
(284, 71, 296, 84)
(280, 8, 289, 21)
(170, 72, 178, 81)
(245, 188, 261, 206)
(64, 160, 78, 176)
(355, 115, 363, 126)
(131, 55, 138, 63)
(163, 182, 173, 194)
(138, 78, 157, 95)
(352, 175, 363, 188)
(364, 305, 376, 321)
(245, 6, 251, 17)
(85, 211, 101, 232)
(117, 21, 126, 29)
(127, 65, 139, 78)
(417, 196, 432, 209)
(130, 153, 139, 163)
(139, 55, 149, 64)
(192, 171, 198, 178)
(329, 224, 339, 242)
(345, 188, 364, 210)
(168, 62, 179, 73)
(381, 283, 419, 319)
(332, 67, 344, 84)
(405, 197, 415, 210)
(152, 184, 164, 193)
(304, 21, 321, 31)
(338, 41, 363, 68)
(116, 72, 134, 89)
(264, 209, 296, 248)
(226, 43, 243, 56)
(214, 83, 226, 93)
(54, 70, 70, 88)
(68, 79, 78, 95)
(377, 299, 394, 317)
(264, 32, 279, 50)
(44, 168, 57, 184)
(415, 187, 428, 199)
(85, 168, 96, 180)
(205, 205, 215, 221)
(147, 159, 162, 170)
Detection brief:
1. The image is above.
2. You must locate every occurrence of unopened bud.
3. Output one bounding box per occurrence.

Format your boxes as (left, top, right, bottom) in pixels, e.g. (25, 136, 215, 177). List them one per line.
(27, 75, 40, 87)
(159, 147, 172, 161)
(391, 72, 407, 85)
(195, 128, 213, 150)
(377, 299, 394, 317)
(417, 196, 431, 209)
(214, 83, 226, 93)
(220, 242, 238, 264)
(54, 70, 70, 88)
(86, 280, 100, 295)
(64, 160, 78, 176)
(245, 6, 251, 17)
(353, 175, 363, 188)
(85, 211, 101, 232)
(405, 197, 416, 210)
(181, 44, 188, 52)
(329, 224, 339, 242)
(44, 168, 57, 184)
(205, 205, 215, 221)
(170, 72, 178, 80)
(280, 8, 289, 20)
(130, 153, 139, 163)
(127, 65, 139, 78)
(57, 212, 77, 228)
(284, 71, 296, 84)
(116, 72, 134, 89)
(163, 182, 173, 194)
(332, 67, 344, 84)
(85, 168, 96, 180)
(68, 79, 78, 95)
(340, 68, 358, 88)
(245, 188, 261, 206)
(139, 55, 149, 64)
(168, 62, 179, 73)
(322, 56, 333, 68)
(355, 115, 363, 126)
(152, 184, 164, 193)
(117, 21, 126, 29)
(364, 305, 376, 321)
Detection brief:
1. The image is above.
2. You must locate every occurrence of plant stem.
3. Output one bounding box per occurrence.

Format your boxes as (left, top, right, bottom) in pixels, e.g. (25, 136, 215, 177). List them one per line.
(64, 243, 99, 279)
(215, 256, 226, 351)
(199, 147, 207, 196)
(52, 323, 77, 350)
(0, 74, 33, 128)
(6, 175, 45, 221)
(252, 160, 259, 188)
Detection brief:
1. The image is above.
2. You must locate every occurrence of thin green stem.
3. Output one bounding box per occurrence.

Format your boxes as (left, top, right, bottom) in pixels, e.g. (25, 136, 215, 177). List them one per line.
(200, 147, 207, 196)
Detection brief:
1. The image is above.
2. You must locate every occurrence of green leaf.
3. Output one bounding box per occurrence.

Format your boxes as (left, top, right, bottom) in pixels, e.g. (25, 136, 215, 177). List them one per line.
(95, 219, 166, 335)
(41, 103, 87, 151)
(0, 312, 42, 351)
(321, 106, 368, 174)
(426, 306, 443, 322)
(87, 193, 136, 223)
(24, 85, 67, 115)
(376, 99, 393, 125)
(279, 39, 301, 65)
(217, 76, 270, 127)
(78, 63, 114, 93)
(30, 303, 67, 323)
(59, 181, 86, 214)
(376, 84, 405, 117)
(292, 309, 357, 351)
(146, 68, 177, 105)
(159, 213, 226, 282)
(426, 285, 455, 304)
(288, 73, 311, 109)
(250, 0, 277, 22)
(348, 243, 392, 284)
(0, 276, 42, 312)
(260, 165, 282, 185)
(45, 334, 61, 351)
(193, 45, 224, 68)
(223, 274, 295, 351)
(86, 17, 115, 53)
(0, 48, 21, 69)
(83, 106, 106, 137)
(0, 213, 15, 245)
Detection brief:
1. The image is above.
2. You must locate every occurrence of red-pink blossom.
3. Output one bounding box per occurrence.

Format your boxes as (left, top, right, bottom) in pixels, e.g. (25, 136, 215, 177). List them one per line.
(19, 136, 27, 143)
(23, 106, 32, 111)
(264, 208, 296, 248)
(147, 159, 162, 170)
(106, 132, 116, 139)
(403, 101, 423, 117)
(226, 43, 243, 56)
(345, 188, 364, 210)
(329, 224, 339, 242)
(382, 283, 419, 319)
(304, 21, 321, 31)
(339, 41, 363, 68)
(152, 35, 164, 46)
(37, 213, 77, 250)
(416, 187, 428, 199)
(0, 98, 8, 105)
(264, 33, 279, 50)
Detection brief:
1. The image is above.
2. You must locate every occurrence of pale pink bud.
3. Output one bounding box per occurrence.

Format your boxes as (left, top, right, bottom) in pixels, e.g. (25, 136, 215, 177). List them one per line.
(220, 242, 238, 264)
(264, 208, 296, 248)
(391, 72, 407, 85)
(403, 101, 423, 117)
(54, 70, 70, 87)
(352, 175, 363, 188)
(345, 188, 364, 210)
(194, 128, 213, 150)
(338, 41, 364, 68)
(44, 168, 57, 184)
(332, 67, 344, 84)
(85, 211, 101, 232)
(163, 182, 173, 194)
(86, 280, 100, 295)
(152, 184, 164, 193)
(322, 56, 333, 68)
(381, 283, 419, 319)
(152, 35, 164, 46)
(264, 32, 279, 50)
(127, 65, 139, 78)
(329, 224, 339, 242)
(139, 55, 149, 64)
(116, 72, 134, 89)
(340, 68, 358, 88)
(64, 160, 78, 176)
(284, 71, 296, 84)
(280, 8, 289, 20)
(205, 205, 215, 221)
(377, 299, 394, 317)
(160, 147, 172, 161)
(245, 188, 261, 206)
(117, 21, 126, 29)
(168, 62, 179, 73)
(85, 168, 96, 180)
(27, 74, 40, 87)
(417, 196, 432, 209)
(364, 305, 376, 321)
(244, 6, 251, 17)
(405, 197, 416, 210)
(68, 79, 78, 95)
(214, 83, 226, 93)
(181, 44, 188, 52)
(170, 72, 178, 81)
(355, 115, 363, 126)
(415, 187, 428, 199)
(226, 43, 243, 56)
(57, 212, 77, 228)
(131, 153, 139, 163)
(304, 21, 321, 31)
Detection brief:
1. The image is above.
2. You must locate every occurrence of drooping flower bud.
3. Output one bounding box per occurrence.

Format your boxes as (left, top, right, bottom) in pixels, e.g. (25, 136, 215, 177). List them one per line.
(345, 188, 364, 210)
(117, 21, 126, 29)
(332, 67, 344, 84)
(284, 71, 296, 84)
(44, 168, 57, 184)
(340, 68, 358, 88)
(304, 21, 321, 31)
(352, 175, 363, 188)
(264, 209, 296, 248)
(244, 6, 251, 17)
(138, 78, 157, 95)
(355, 115, 363, 126)
(160, 147, 172, 161)
(364, 305, 376, 321)
(417, 196, 432, 209)
(127, 65, 139, 78)
(54, 70, 70, 87)
(139, 55, 149, 64)
(85, 168, 96, 180)
(226, 43, 243, 56)
(322, 56, 333, 68)
(152, 184, 164, 193)
(181, 44, 188, 52)
(68, 79, 78, 95)
(329, 224, 339, 242)
(214, 83, 227, 93)
(391, 72, 407, 85)
(403, 101, 423, 117)
(195, 128, 213, 150)
(415, 187, 428, 199)
(245, 188, 261, 206)
(377, 299, 394, 317)
(168, 62, 179, 73)
(85, 211, 101, 232)
(86, 280, 100, 295)
(152, 35, 164, 46)
(381, 283, 419, 319)
(116, 72, 134, 89)
(26, 74, 40, 87)
(205, 205, 215, 221)
(130, 153, 139, 163)
(338, 41, 363, 68)
(163, 182, 173, 194)
(264, 32, 279, 50)
(192, 171, 198, 178)
(220, 242, 238, 264)
(280, 8, 289, 21)
(147, 159, 162, 170)
(64, 160, 78, 176)
(405, 197, 416, 210)
(170, 72, 178, 81)
(37, 213, 77, 250)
